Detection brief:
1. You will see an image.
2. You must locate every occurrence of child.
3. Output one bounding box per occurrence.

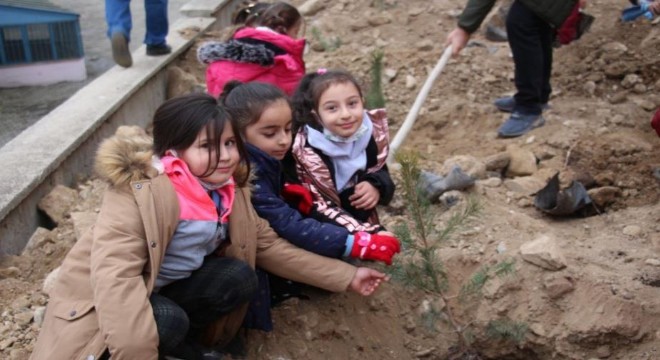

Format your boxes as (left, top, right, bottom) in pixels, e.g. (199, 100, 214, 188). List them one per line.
(30, 93, 388, 360)
(221, 80, 400, 332)
(291, 69, 396, 225)
(197, 2, 305, 97)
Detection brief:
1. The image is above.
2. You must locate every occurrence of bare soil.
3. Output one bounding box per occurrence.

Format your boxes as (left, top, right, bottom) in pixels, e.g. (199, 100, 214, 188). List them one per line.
(1, 0, 659, 359)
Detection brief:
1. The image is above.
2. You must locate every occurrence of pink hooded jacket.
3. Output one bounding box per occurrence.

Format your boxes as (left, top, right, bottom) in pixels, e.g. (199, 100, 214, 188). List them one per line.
(198, 27, 306, 97)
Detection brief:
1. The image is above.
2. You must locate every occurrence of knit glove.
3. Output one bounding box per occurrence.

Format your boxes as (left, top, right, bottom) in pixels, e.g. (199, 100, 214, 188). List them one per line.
(282, 183, 313, 215)
(349, 232, 401, 265)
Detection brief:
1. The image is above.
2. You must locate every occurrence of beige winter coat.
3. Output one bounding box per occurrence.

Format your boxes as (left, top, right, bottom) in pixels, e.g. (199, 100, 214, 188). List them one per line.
(30, 127, 357, 360)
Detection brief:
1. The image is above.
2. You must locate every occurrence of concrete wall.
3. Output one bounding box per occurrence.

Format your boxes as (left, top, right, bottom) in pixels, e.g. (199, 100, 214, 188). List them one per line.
(0, 14, 219, 255)
(0, 58, 87, 88)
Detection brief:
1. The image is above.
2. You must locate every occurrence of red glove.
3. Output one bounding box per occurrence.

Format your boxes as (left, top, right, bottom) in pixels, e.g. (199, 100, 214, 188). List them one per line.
(282, 183, 313, 215)
(350, 232, 401, 265)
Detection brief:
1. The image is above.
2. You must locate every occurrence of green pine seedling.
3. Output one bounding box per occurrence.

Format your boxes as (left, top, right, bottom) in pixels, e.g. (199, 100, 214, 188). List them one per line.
(391, 151, 525, 356)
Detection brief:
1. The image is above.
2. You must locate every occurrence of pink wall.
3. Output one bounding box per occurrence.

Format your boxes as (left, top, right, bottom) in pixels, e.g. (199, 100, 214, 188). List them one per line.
(0, 58, 86, 88)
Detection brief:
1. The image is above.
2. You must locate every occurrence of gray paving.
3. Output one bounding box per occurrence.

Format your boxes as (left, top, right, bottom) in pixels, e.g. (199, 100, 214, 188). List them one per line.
(0, 0, 190, 148)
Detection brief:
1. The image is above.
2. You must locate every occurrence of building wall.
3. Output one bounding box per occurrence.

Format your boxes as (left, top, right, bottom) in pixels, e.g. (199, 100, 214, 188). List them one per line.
(0, 58, 86, 87)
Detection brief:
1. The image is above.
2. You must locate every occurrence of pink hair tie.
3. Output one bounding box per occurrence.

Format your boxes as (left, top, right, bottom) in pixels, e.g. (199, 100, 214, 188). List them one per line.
(317, 68, 327, 75)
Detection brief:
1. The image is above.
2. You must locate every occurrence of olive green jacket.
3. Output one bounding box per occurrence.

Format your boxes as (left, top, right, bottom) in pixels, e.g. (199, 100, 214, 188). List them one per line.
(458, 0, 578, 33)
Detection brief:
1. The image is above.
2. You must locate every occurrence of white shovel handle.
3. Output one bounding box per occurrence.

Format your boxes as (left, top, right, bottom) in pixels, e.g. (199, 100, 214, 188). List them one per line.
(387, 45, 453, 165)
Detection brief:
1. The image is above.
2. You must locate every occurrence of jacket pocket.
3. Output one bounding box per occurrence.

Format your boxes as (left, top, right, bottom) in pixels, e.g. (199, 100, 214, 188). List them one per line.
(32, 299, 102, 360)
(50, 299, 95, 320)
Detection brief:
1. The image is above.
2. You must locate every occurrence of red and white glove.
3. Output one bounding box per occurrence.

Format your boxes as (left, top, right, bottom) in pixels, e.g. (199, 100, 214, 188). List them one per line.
(350, 232, 401, 265)
(282, 183, 314, 215)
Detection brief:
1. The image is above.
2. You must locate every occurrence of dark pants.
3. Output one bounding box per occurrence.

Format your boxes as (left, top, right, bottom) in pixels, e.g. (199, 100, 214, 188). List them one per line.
(506, 0, 554, 115)
(151, 256, 258, 359)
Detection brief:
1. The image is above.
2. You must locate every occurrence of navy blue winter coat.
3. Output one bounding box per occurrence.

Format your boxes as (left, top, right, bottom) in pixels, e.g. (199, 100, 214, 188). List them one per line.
(247, 143, 349, 258)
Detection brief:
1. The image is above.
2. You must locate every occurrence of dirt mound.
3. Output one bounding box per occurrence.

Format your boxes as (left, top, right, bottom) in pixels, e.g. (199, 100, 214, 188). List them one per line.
(1, 1, 659, 359)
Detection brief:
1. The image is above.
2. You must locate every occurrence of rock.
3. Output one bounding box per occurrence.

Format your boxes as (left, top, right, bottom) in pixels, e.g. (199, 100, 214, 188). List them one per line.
(595, 345, 611, 358)
(645, 259, 660, 267)
(587, 186, 621, 208)
(632, 83, 647, 94)
(43, 266, 61, 296)
(520, 235, 567, 271)
(405, 75, 417, 89)
(484, 152, 510, 171)
(622, 225, 642, 237)
(621, 74, 640, 89)
(415, 39, 434, 51)
(602, 41, 627, 53)
(33, 306, 46, 327)
(38, 185, 79, 225)
(0, 266, 21, 279)
(441, 155, 487, 179)
(608, 91, 627, 104)
(505, 144, 537, 177)
(479, 177, 502, 188)
(14, 311, 33, 326)
(0, 337, 15, 351)
(9, 349, 28, 360)
(503, 176, 546, 195)
(638, 99, 657, 111)
(367, 14, 392, 27)
(21, 227, 53, 255)
(384, 68, 398, 82)
(496, 242, 507, 254)
(544, 274, 575, 299)
(298, 0, 325, 16)
(583, 81, 597, 95)
(70, 211, 98, 241)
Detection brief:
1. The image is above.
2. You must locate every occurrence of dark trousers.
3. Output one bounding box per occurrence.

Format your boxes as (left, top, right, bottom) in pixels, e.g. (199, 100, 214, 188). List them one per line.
(506, 0, 554, 115)
(151, 256, 258, 360)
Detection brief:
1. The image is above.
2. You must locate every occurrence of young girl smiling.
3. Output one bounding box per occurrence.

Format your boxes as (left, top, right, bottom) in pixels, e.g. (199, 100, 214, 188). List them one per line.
(291, 69, 395, 225)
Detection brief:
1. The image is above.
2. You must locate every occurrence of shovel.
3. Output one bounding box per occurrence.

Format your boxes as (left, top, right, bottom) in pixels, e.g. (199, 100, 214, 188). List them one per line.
(387, 45, 453, 165)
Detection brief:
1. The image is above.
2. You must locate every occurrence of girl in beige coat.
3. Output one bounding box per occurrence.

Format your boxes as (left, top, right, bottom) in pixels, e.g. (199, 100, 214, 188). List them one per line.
(30, 93, 387, 360)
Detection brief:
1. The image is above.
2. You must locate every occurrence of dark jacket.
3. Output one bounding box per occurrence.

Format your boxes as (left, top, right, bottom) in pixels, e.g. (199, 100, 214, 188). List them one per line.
(247, 143, 349, 258)
(458, 0, 578, 33)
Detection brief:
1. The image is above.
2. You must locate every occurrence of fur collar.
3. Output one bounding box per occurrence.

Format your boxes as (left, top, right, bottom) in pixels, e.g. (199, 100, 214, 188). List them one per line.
(197, 39, 277, 66)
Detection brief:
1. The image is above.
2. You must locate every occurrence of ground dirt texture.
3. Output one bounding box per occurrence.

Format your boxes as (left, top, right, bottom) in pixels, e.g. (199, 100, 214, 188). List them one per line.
(1, 0, 659, 359)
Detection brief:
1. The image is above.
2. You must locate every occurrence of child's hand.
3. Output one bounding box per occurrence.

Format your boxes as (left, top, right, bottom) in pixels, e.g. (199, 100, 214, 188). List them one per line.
(348, 267, 390, 296)
(349, 181, 380, 210)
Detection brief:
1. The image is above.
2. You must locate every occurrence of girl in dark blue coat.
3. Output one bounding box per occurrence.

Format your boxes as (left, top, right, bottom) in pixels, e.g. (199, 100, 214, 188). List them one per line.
(220, 81, 400, 331)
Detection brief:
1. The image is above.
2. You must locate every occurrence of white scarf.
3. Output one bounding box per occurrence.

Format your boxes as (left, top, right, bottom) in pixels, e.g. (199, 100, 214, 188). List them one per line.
(306, 112, 373, 191)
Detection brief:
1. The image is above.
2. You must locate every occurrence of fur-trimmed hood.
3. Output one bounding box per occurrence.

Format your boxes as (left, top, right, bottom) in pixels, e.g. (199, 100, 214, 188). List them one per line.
(197, 27, 305, 66)
(95, 126, 250, 188)
(197, 39, 278, 66)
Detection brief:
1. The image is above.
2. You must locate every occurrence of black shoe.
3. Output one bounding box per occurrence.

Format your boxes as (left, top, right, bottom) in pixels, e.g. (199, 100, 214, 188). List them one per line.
(111, 32, 132, 68)
(146, 43, 172, 56)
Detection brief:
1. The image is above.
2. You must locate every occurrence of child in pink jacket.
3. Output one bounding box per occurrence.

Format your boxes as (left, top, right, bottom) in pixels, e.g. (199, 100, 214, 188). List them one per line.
(198, 2, 305, 97)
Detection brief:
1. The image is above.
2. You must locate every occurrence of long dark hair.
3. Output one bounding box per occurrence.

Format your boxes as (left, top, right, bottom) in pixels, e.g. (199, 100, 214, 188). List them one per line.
(152, 93, 250, 185)
(291, 69, 364, 132)
(220, 80, 290, 136)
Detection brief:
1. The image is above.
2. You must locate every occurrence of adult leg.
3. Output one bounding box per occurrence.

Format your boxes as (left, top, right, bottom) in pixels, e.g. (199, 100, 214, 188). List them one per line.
(506, 0, 547, 115)
(539, 18, 554, 105)
(105, 0, 132, 40)
(106, 0, 133, 66)
(144, 0, 169, 46)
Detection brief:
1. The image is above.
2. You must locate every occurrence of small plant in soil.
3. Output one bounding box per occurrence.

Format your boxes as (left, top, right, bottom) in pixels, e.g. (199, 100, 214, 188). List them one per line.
(390, 151, 525, 359)
(365, 50, 386, 109)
